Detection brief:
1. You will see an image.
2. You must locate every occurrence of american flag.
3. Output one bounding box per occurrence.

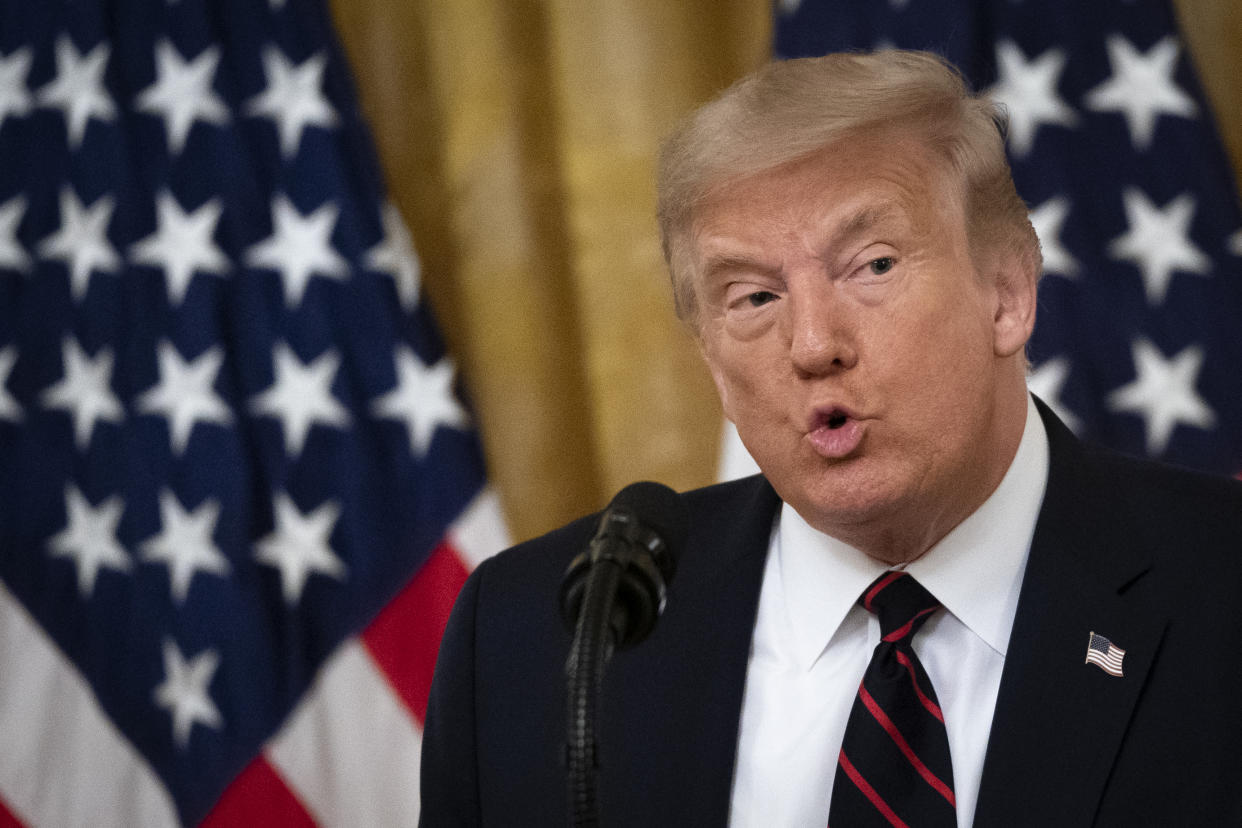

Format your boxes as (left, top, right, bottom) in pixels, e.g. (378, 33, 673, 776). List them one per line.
(1085, 631, 1126, 677)
(774, 0, 1242, 477)
(0, 1, 506, 825)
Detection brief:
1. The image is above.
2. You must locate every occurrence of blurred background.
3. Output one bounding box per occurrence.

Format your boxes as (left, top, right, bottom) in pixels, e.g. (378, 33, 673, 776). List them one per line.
(331, 0, 1242, 543)
(330, 1, 768, 544)
(2, 1, 1240, 825)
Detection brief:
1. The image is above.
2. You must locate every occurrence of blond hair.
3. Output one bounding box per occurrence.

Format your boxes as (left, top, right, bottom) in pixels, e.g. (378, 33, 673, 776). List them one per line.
(657, 50, 1041, 323)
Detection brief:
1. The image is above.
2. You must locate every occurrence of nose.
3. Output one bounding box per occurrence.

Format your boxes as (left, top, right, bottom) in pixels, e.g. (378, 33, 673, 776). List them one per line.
(786, 287, 857, 376)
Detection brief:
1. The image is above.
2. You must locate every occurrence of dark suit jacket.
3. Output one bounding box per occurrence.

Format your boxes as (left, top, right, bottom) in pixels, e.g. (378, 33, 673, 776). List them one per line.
(419, 402, 1242, 826)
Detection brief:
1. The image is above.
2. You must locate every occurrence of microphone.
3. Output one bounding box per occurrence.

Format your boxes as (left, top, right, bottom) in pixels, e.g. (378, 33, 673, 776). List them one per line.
(559, 481, 689, 827)
(559, 481, 689, 650)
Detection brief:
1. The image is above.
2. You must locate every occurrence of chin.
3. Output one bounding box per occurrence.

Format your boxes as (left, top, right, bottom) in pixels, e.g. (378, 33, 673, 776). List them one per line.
(801, 492, 902, 535)
(779, 459, 908, 534)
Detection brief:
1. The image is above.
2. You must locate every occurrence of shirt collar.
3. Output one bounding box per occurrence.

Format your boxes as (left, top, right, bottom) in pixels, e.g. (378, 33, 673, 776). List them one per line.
(775, 394, 1050, 670)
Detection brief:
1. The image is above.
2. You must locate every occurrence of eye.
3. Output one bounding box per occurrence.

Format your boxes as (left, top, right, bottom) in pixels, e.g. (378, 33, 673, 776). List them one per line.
(868, 256, 895, 275)
(746, 290, 779, 307)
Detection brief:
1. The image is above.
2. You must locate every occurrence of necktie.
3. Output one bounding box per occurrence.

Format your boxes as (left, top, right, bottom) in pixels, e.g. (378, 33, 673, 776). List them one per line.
(827, 571, 956, 828)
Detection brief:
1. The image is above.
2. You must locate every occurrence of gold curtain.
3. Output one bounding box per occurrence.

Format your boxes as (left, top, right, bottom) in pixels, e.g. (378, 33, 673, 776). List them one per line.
(329, 0, 1242, 544)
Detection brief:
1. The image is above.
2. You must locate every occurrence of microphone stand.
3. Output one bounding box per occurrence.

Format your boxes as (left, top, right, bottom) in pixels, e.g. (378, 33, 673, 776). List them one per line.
(565, 557, 621, 828)
(561, 483, 682, 828)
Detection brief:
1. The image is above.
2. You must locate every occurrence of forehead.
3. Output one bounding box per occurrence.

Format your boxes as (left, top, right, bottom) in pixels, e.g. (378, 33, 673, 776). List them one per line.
(691, 135, 961, 250)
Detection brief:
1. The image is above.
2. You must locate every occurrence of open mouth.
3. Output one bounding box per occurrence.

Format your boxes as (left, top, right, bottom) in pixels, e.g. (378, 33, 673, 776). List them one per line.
(804, 407, 864, 459)
(807, 406, 865, 458)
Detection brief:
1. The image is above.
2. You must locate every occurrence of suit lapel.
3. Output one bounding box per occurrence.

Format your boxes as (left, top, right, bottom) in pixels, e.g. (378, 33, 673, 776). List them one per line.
(974, 402, 1168, 826)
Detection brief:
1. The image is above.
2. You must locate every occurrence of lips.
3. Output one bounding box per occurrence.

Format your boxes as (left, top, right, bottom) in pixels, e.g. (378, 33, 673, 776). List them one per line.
(806, 405, 865, 459)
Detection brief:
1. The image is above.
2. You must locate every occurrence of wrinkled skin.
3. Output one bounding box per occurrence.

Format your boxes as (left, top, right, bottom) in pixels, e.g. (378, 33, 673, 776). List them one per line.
(688, 134, 1037, 564)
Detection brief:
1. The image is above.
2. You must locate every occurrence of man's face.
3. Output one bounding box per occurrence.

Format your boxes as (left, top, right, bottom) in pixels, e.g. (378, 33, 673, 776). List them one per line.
(690, 135, 1030, 557)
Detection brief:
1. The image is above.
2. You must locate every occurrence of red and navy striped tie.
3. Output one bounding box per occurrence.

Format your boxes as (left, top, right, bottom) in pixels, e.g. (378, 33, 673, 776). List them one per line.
(828, 571, 956, 828)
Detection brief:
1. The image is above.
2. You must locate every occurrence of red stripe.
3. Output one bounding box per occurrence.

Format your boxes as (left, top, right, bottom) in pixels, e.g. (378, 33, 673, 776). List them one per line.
(895, 649, 945, 722)
(864, 571, 904, 611)
(201, 757, 316, 828)
(0, 793, 25, 828)
(882, 606, 938, 642)
(362, 540, 470, 724)
(858, 686, 956, 806)
(837, 750, 910, 828)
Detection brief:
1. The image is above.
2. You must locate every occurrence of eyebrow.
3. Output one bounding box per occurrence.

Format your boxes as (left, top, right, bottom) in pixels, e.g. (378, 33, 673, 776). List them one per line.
(696, 200, 907, 281)
(698, 251, 779, 283)
(836, 202, 902, 240)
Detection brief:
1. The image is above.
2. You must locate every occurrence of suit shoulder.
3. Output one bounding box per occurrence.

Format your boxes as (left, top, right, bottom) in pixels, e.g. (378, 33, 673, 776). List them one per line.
(1074, 446, 1242, 579)
(1089, 445, 1242, 522)
(481, 475, 777, 582)
(1039, 394, 1242, 532)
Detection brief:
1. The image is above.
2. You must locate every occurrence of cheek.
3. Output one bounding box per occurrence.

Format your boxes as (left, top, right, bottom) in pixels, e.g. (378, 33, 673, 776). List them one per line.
(707, 342, 786, 419)
(869, 292, 995, 410)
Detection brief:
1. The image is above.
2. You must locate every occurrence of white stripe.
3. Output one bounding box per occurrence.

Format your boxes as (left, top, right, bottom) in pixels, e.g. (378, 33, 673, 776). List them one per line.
(266, 639, 422, 828)
(447, 486, 509, 570)
(0, 580, 179, 828)
(1085, 652, 1124, 676)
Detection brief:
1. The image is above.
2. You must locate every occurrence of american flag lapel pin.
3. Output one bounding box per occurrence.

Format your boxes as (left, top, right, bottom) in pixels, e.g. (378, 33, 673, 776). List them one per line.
(1085, 631, 1126, 677)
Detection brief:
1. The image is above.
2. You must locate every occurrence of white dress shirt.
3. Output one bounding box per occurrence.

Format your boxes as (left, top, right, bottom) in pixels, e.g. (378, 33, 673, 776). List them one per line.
(728, 395, 1050, 827)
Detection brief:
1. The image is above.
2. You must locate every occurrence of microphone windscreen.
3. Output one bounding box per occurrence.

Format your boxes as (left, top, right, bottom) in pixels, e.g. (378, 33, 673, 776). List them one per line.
(605, 481, 690, 563)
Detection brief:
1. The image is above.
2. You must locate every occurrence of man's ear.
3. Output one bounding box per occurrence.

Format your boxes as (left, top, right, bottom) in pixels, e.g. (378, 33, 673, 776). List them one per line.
(992, 250, 1039, 358)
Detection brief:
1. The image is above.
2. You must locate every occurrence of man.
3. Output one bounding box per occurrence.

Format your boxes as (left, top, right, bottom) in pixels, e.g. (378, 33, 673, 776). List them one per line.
(420, 51, 1242, 826)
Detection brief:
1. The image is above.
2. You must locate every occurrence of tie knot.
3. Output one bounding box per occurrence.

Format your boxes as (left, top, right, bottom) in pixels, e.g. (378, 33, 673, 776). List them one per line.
(859, 571, 942, 642)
